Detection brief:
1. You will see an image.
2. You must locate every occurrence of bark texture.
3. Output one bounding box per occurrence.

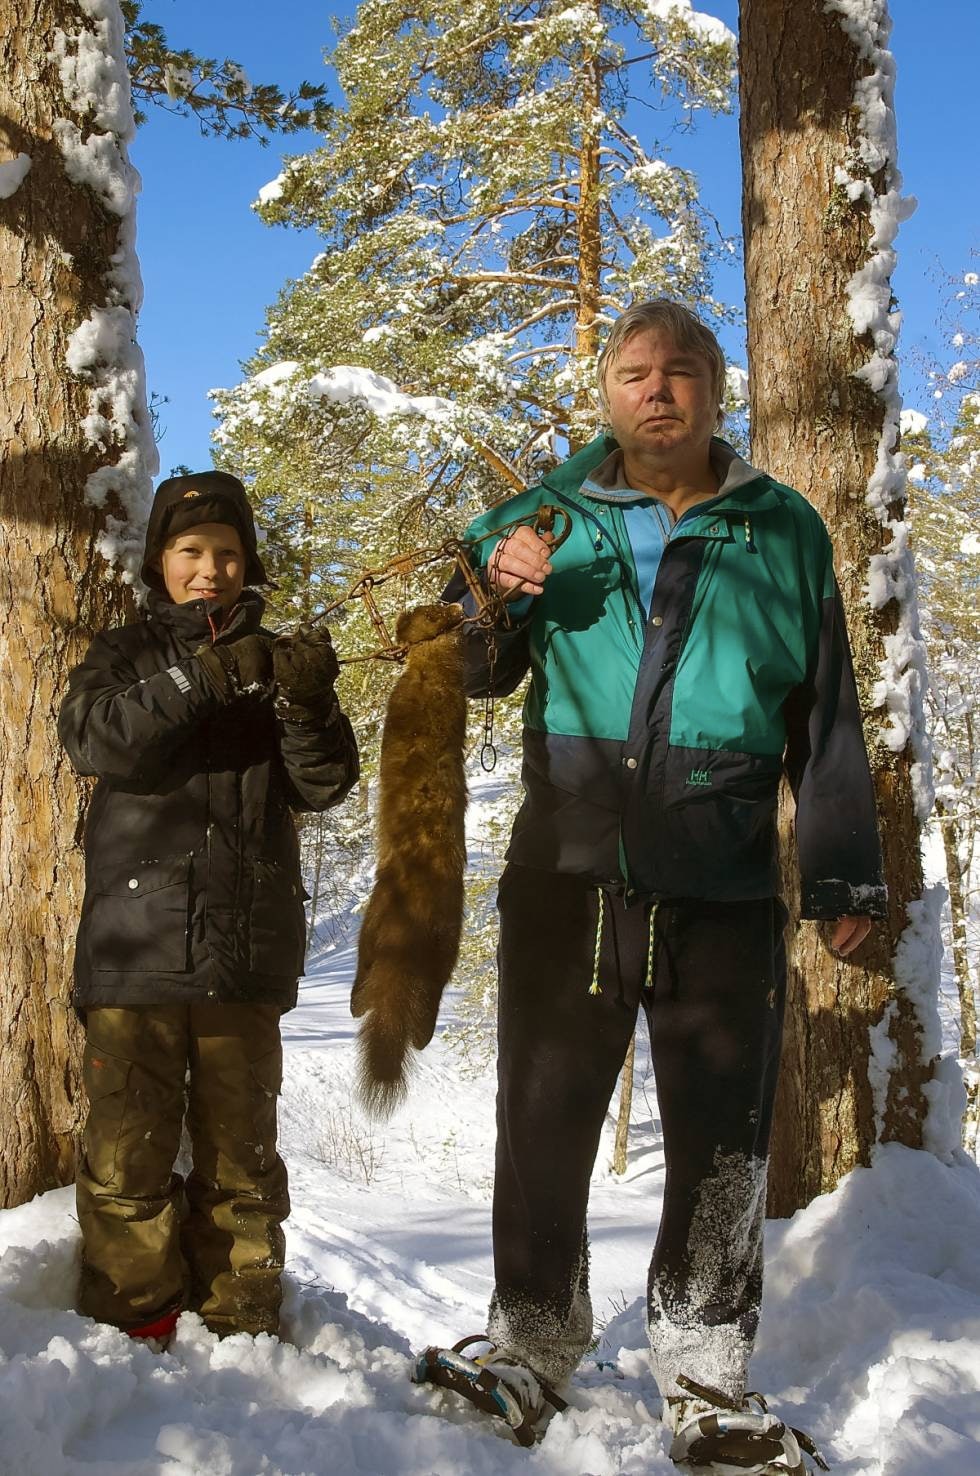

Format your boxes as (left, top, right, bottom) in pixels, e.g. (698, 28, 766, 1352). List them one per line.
(739, 0, 932, 1214)
(938, 806, 978, 1158)
(572, 22, 602, 453)
(0, 0, 138, 1205)
(611, 1035, 635, 1175)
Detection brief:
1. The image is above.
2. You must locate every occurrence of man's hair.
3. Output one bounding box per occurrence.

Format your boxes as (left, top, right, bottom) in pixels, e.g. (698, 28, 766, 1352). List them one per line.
(597, 299, 727, 428)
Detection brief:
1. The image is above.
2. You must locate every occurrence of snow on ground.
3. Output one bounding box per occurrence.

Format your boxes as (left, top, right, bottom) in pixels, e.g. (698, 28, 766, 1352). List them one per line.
(1, 787, 979, 1473)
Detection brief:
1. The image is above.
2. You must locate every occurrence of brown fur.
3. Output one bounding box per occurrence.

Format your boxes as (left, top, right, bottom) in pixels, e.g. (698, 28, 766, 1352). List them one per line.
(351, 603, 468, 1115)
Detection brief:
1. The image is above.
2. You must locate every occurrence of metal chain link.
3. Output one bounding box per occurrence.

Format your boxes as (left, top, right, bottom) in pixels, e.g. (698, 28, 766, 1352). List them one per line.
(480, 630, 498, 772)
(307, 505, 570, 667)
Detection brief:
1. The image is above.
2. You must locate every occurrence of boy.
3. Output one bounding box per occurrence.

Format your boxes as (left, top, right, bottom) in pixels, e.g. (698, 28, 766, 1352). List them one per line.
(59, 470, 359, 1343)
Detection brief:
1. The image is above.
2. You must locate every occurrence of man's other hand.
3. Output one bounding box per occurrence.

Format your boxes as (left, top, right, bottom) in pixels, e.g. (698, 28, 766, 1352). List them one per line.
(829, 915, 872, 956)
(488, 526, 555, 596)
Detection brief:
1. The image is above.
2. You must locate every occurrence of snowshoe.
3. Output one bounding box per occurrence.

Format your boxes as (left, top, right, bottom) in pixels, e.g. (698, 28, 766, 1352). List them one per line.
(413, 1335, 567, 1447)
(668, 1376, 829, 1476)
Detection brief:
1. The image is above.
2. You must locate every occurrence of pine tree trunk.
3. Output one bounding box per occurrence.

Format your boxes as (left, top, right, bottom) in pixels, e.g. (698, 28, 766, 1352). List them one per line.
(739, 0, 933, 1213)
(612, 1035, 635, 1175)
(0, 0, 142, 1206)
(572, 28, 602, 453)
(574, 81, 601, 362)
(937, 805, 978, 1154)
(301, 500, 314, 618)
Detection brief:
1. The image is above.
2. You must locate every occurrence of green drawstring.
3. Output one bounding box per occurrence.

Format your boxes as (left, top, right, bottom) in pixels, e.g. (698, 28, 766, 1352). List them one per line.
(589, 889, 606, 995)
(591, 896, 659, 996)
(744, 516, 757, 554)
(644, 903, 659, 990)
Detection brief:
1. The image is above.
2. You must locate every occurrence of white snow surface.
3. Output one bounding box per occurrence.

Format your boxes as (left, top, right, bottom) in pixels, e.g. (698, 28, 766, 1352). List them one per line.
(724, 364, 749, 404)
(51, 0, 156, 578)
(827, 0, 932, 825)
(644, 0, 735, 47)
(0, 153, 31, 199)
(1, 780, 979, 1472)
(256, 171, 288, 206)
(2, 989, 978, 1474)
(899, 408, 927, 436)
(222, 361, 455, 432)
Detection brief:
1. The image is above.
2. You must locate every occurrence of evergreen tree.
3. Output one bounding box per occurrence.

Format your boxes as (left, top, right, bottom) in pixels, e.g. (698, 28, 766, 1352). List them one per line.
(212, 0, 739, 954)
(122, 1, 330, 142)
(740, 0, 943, 1210)
(0, 0, 334, 1207)
(215, 0, 738, 543)
(1, 0, 158, 1205)
(904, 267, 980, 1155)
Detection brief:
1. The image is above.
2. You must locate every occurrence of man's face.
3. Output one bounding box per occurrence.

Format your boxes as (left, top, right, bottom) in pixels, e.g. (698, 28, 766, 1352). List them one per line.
(158, 522, 246, 610)
(604, 328, 718, 463)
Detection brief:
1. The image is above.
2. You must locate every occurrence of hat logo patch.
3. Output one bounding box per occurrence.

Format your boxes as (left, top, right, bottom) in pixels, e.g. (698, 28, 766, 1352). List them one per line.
(182, 489, 202, 499)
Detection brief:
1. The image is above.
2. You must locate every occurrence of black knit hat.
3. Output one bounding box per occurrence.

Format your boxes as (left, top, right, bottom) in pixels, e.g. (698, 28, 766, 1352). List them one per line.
(140, 470, 270, 592)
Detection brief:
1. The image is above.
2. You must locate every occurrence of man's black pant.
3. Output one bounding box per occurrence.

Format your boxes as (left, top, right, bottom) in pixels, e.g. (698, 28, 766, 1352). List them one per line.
(487, 864, 787, 1400)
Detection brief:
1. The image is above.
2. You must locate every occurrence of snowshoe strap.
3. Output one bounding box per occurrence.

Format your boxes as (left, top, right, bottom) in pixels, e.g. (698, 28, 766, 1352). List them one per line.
(670, 1409, 805, 1473)
(676, 1375, 768, 1413)
(451, 1334, 568, 1413)
(788, 1427, 830, 1472)
(673, 1375, 828, 1474)
(414, 1344, 537, 1446)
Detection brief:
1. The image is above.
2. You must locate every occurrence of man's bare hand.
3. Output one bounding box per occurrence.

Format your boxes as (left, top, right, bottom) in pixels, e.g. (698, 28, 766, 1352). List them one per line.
(488, 525, 555, 596)
(829, 915, 872, 957)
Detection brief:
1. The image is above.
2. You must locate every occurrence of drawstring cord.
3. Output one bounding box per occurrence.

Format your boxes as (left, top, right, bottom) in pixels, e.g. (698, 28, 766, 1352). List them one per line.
(643, 903, 659, 991)
(589, 889, 606, 995)
(589, 896, 661, 998)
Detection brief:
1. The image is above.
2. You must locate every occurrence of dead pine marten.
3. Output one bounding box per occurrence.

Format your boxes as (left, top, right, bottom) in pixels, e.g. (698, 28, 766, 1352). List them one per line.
(351, 603, 468, 1114)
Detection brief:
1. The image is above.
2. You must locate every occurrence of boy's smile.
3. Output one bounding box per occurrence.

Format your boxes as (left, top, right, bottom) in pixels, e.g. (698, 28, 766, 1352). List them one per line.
(157, 522, 246, 611)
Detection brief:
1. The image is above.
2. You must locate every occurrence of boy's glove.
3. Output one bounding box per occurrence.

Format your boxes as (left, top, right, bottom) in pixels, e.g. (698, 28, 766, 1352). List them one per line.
(195, 633, 275, 701)
(273, 625, 340, 722)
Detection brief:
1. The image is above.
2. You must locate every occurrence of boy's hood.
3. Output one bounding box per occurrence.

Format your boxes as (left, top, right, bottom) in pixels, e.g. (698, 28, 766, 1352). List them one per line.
(140, 470, 269, 593)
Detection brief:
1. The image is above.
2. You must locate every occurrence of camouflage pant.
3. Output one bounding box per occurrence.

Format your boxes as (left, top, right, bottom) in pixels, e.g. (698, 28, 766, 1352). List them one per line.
(76, 1001, 288, 1337)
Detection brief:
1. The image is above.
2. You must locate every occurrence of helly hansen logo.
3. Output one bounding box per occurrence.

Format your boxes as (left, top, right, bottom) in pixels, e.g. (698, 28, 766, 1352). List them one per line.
(685, 769, 712, 787)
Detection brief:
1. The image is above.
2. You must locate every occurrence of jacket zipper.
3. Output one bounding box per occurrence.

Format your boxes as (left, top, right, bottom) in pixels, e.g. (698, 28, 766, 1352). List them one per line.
(550, 489, 648, 630)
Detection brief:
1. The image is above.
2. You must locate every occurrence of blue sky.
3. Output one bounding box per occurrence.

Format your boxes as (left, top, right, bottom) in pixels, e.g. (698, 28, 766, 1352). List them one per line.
(131, 0, 979, 477)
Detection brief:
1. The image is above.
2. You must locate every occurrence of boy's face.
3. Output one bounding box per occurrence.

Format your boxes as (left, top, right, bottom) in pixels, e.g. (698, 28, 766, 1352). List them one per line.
(157, 522, 246, 610)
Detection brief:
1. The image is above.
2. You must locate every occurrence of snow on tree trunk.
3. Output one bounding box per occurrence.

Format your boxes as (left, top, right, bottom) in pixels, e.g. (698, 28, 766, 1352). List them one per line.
(739, 0, 949, 1213)
(0, 0, 154, 1206)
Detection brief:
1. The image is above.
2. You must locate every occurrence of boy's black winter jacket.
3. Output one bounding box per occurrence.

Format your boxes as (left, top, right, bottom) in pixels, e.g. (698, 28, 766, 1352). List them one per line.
(58, 590, 359, 1014)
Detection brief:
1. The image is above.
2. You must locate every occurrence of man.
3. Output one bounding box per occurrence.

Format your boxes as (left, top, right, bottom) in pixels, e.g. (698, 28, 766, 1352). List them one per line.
(425, 301, 884, 1470)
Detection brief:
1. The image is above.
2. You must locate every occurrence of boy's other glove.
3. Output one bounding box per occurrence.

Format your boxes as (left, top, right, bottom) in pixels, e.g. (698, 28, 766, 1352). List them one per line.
(273, 625, 340, 722)
(195, 633, 275, 701)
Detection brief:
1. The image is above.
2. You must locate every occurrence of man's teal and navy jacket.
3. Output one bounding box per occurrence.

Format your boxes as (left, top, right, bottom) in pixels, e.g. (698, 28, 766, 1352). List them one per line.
(447, 435, 886, 919)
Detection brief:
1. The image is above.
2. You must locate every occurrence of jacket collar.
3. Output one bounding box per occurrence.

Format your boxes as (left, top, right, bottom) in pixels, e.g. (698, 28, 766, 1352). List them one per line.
(146, 587, 265, 644)
(543, 434, 783, 514)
